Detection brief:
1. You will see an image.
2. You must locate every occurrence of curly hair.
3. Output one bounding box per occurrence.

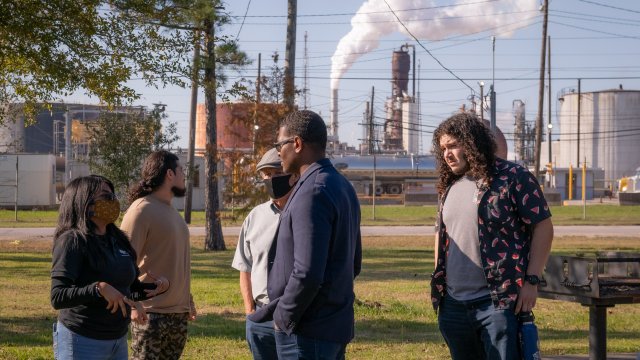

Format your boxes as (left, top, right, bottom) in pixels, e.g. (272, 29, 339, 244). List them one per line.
(280, 110, 327, 151)
(432, 112, 497, 195)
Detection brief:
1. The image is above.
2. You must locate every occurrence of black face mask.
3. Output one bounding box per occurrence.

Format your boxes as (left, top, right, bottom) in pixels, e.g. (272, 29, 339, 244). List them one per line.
(264, 174, 294, 199)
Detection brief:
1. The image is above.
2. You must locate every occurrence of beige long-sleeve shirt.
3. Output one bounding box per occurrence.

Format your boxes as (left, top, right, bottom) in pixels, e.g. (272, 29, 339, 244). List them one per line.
(120, 194, 191, 313)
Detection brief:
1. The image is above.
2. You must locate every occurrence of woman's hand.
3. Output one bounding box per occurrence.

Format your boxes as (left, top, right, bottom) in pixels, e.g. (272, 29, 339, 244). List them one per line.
(97, 282, 128, 317)
(144, 271, 170, 297)
(127, 299, 149, 325)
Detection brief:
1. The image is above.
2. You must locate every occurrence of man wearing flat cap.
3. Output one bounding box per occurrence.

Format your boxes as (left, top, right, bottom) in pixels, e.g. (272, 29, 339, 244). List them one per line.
(232, 148, 298, 360)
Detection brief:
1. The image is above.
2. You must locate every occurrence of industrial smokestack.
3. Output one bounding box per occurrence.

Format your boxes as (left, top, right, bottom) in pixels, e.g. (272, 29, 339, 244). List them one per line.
(330, 0, 536, 90)
(391, 49, 410, 99)
(330, 88, 338, 138)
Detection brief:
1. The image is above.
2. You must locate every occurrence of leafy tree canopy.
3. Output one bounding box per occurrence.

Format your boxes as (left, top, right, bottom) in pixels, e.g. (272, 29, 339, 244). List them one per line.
(85, 106, 178, 202)
(0, 0, 248, 124)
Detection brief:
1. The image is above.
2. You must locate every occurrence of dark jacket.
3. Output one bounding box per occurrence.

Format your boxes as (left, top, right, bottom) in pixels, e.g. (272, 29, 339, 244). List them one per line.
(249, 158, 362, 344)
(50, 230, 155, 340)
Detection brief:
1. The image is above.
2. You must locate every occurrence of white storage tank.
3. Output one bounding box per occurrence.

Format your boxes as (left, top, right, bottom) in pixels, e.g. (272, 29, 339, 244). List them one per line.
(556, 89, 640, 186)
(0, 154, 57, 208)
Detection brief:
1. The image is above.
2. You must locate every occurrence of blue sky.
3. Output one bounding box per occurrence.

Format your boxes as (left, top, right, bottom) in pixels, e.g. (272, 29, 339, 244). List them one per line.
(64, 0, 640, 155)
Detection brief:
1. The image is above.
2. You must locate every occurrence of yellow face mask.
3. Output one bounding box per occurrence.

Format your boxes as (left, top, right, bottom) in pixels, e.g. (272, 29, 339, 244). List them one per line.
(92, 199, 121, 224)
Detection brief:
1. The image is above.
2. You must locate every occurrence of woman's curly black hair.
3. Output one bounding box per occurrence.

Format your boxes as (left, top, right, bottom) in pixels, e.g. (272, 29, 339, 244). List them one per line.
(432, 112, 497, 195)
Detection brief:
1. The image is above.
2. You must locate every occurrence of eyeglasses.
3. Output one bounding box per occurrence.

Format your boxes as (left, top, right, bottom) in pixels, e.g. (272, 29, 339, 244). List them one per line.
(273, 137, 295, 151)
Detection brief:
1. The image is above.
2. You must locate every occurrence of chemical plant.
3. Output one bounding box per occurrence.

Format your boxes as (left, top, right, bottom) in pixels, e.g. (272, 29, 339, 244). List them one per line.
(1, 44, 640, 208)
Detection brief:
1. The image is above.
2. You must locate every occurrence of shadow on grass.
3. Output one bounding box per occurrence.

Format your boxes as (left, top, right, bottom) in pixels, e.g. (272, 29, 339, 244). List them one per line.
(356, 318, 443, 343)
(359, 248, 433, 281)
(0, 315, 56, 347)
(191, 250, 238, 281)
(0, 312, 247, 347)
(355, 318, 640, 347)
(1, 312, 638, 354)
(0, 254, 51, 263)
(188, 312, 246, 340)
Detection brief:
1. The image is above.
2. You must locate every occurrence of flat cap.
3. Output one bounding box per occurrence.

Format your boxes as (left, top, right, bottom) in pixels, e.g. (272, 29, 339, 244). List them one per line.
(256, 148, 282, 172)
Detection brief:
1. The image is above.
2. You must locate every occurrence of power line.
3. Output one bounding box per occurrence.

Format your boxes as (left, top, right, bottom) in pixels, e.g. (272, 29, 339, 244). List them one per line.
(297, 75, 640, 81)
(577, 0, 640, 15)
(234, 0, 252, 40)
(382, 0, 475, 95)
(552, 13, 640, 28)
(232, 9, 538, 26)
(239, 0, 502, 18)
(231, 35, 640, 44)
(549, 20, 640, 40)
(550, 9, 640, 24)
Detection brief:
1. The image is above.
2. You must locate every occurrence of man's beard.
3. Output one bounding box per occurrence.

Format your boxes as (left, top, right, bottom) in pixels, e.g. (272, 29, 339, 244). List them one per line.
(172, 186, 186, 197)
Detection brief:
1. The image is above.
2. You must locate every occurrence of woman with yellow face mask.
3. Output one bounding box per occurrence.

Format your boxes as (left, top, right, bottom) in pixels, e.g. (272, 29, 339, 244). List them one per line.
(50, 175, 169, 360)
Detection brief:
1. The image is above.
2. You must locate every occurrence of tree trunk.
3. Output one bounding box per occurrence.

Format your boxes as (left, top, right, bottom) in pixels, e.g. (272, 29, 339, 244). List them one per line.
(203, 17, 225, 251)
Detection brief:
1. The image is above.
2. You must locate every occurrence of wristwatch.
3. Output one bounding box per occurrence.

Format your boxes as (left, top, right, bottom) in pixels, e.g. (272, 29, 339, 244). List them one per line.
(524, 274, 540, 286)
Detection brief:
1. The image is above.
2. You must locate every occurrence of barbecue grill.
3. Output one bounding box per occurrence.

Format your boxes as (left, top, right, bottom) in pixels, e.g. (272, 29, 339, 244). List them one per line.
(539, 252, 640, 360)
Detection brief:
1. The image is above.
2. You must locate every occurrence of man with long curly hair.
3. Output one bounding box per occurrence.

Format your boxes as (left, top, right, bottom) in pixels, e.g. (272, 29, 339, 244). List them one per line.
(430, 112, 554, 360)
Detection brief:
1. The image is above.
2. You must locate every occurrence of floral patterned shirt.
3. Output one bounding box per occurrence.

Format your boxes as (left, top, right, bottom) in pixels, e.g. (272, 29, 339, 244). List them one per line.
(431, 159, 552, 311)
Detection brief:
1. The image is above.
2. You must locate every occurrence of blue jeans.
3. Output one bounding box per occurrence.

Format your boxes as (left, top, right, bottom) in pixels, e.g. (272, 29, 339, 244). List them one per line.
(246, 317, 278, 360)
(274, 330, 346, 360)
(438, 294, 519, 360)
(53, 321, 128, 360)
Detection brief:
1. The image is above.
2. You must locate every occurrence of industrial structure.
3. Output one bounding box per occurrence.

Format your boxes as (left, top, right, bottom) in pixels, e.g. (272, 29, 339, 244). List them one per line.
(512, 99, 536, 165)
(0, 103, 172, 207)
(553, 88, 640, 188)
(357, 45, 420, 156)
(332, 154, 435, 195)
(4, 63, 640, 208)
(0, 154, 57, 208)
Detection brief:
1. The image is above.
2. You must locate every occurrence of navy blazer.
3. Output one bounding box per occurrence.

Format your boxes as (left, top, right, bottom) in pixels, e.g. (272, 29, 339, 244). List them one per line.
(248, 158, 362, 344)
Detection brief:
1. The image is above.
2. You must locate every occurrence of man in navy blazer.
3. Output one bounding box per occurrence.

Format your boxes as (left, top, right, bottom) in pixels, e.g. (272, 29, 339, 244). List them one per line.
(248, 110, 362, 359)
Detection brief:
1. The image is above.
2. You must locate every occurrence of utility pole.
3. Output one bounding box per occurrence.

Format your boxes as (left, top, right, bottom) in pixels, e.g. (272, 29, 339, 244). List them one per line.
(577, 78, 581, 166)
(203, 9, 225, 251)
(547, 36, 552, 166)
(534, 0, 549, 179)
(14, 156, 18, 221)
(283, 0, 297, 109)
(369, 86, 376, 220)
(490, 36, 496, 132)
(256, 53, 262, 104)
(184, 30, 201, 224)
(417, 60, 423, 154)
(479, 81, 485, 122)
(253, 53, 261, 156)
(303, 31, 309, 109)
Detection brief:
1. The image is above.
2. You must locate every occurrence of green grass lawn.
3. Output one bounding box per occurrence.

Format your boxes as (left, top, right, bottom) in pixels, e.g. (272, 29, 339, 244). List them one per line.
(2, 204, 640, 228)
(1, 236, 639, 359)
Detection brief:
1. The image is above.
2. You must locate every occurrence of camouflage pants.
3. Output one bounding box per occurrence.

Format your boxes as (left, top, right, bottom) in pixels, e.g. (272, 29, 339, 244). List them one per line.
(131, 312, 189, 360)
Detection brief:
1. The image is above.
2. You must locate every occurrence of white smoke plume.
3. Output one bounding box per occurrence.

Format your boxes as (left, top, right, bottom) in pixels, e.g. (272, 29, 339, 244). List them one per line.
(330, 0, 538, 89)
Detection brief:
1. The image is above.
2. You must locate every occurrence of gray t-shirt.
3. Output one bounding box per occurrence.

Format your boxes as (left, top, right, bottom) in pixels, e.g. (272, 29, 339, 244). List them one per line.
(442, 176, 489, 301)
(232, 200, 281, 304)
